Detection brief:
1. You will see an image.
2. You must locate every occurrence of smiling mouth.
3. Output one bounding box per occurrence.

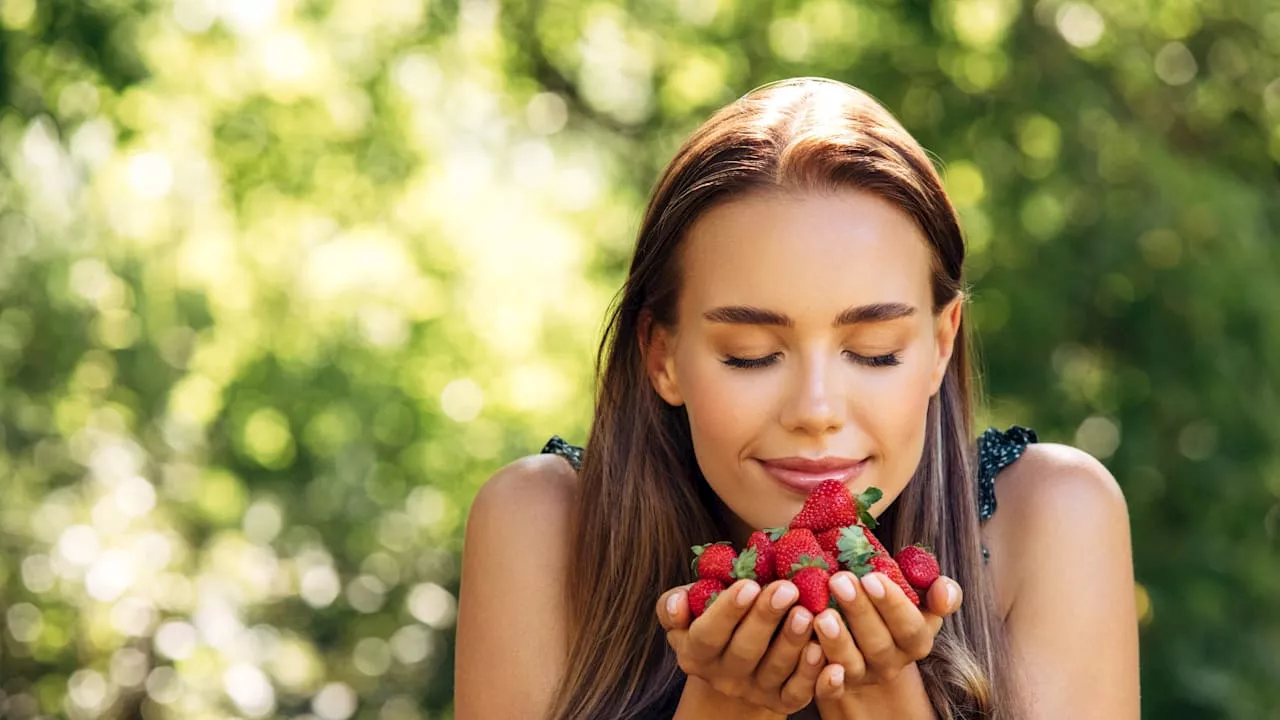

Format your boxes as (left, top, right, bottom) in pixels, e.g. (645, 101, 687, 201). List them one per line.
(756, 456, 870, 493)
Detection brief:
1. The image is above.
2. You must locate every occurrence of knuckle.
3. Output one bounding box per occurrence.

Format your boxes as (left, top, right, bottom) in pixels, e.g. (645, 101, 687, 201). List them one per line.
(864, 643, 897, 667)
(857, 635, 885, 657)
(780, 683, 809, 707)
(723, 643, 756, 668)
(676, 656, 699, 676)
(910, 635, 936, 660)
(685, 633, 717, 660)
(710, 677, 743, 698)
(844, 654, 867, 679)
(902, 624, 930, 648)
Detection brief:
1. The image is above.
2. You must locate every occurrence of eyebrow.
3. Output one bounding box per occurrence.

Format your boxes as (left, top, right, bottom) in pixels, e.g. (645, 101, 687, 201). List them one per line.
(702, 302, 917, 328)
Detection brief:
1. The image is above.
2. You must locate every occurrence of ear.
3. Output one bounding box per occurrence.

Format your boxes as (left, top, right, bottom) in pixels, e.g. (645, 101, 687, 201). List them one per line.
(930, 294, 964, 396)
(638, 310, 684, 407)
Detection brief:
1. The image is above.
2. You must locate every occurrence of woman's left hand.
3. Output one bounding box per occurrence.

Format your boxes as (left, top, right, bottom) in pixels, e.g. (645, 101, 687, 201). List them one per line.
(807, 570, 963, 704)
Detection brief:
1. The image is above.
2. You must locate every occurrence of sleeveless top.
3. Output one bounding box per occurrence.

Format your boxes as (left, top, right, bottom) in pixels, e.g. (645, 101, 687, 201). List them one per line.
(540, 425, 1038, 563)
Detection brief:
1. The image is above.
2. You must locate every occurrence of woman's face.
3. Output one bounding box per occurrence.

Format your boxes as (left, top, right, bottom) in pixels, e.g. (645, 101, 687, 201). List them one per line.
(645, 189, 962, 542)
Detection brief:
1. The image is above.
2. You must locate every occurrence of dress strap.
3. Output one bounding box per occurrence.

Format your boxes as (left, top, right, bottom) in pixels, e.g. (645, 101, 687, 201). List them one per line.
(540, 435, 584, 472)
(976, 425, 1038, 523)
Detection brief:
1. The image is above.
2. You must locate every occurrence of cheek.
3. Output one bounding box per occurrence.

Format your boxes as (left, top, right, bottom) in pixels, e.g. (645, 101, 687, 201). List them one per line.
(852, 354, 936, 462)
(679, 358, 763, 449)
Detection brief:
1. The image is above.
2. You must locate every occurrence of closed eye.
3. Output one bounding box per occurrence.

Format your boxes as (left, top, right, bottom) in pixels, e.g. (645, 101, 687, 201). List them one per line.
(848, 351, 901, 367)
(721, 352, 901, 369)
(722, 353, 780, 369)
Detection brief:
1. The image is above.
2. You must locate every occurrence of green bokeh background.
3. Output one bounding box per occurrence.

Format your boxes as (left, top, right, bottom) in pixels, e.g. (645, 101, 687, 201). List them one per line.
(0, 0, 1277, 717)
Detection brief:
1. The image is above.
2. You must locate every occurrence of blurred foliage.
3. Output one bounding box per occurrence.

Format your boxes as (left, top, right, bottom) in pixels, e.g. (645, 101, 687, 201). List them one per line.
(0, 0, 1276, 718)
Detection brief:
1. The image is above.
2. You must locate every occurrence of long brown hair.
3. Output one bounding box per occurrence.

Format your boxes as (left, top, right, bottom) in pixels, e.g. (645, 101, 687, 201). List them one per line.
(547, 77, 1025, 719)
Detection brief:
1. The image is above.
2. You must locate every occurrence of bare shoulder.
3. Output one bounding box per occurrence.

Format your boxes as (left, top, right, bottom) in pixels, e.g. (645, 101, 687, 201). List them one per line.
(985, 442, 1141, 717)
(454, 453, 580, 720)
(985, 442, 1130, 608)
(469, 451, 579, 525)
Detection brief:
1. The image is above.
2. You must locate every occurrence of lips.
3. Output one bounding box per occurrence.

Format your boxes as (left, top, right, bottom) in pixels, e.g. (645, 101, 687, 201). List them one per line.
(757, 456, 869, 493)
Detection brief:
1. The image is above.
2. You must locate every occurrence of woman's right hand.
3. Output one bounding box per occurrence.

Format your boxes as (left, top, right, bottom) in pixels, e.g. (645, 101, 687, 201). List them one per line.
(657, 578, 827, 716)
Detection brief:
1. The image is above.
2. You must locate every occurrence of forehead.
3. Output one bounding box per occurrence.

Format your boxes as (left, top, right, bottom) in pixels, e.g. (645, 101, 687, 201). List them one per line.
(678, 190, 934, 316)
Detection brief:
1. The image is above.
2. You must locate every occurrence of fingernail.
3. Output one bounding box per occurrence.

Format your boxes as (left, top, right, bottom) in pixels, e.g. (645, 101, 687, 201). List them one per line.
(805, 644, 822, 665)
(737, 581, 760, 607)
(830, 666, 845, 687)
(666, 594, 679, 617)
(771, 583, 798, 610)
(830, 574, 856, 603)
(817, 612, 840, 639)
(790, 609, 811, 635)
(946, 583, 958, 609)
(862, 574, 885, 599)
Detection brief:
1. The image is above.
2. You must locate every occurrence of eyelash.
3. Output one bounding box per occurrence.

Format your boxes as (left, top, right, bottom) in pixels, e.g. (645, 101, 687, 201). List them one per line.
(721, 351, 902, 370)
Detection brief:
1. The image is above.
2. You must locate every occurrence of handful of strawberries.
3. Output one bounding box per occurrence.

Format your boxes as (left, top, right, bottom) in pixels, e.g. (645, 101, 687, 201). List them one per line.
(688, 480, 941, 617)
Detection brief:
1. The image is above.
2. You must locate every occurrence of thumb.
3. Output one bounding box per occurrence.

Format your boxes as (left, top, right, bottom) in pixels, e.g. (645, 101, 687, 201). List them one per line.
(925, 577, 962, 617)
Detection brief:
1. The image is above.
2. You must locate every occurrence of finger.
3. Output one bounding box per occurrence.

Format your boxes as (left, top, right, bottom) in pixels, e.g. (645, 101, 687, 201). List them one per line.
(778, 642, 824, 711)
(720, 581, 799, 677)
(812, 607, 866, 685)
(839, 572, 900, 672)
(924, 576, 963, 619)
(685, 579, 760, 663)
(656, 585, 692, 631)
(754, 603, 812, 691)
(813, 663, 847, 702)
(665, 627, 686, 655)
(861, 572, 935, 662)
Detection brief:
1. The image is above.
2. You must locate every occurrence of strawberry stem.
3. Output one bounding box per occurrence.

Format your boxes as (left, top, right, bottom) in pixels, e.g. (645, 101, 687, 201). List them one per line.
(835, 526, 877, 576)
(731, 547, 759, 580)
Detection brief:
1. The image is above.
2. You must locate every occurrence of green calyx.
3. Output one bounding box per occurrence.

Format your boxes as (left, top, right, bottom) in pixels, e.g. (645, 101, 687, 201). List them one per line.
(789, 554, 830, 575)
(854, 488, 883, 529)
(836, 525, 877, 577)
(763, 526, 787, 542)
(690, 541, 732, 574)
(731, 546, 759, 580)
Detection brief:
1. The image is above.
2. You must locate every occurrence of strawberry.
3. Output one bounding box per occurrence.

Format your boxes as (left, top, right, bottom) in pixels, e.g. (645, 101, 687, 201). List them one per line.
(861, 526, 889, 556)
(895, 545, 940, 592)
(739, 529, 780, 584)
(823, 550, 840, 574)
(869, 553, 921, 606)
(790, 481, 883, 533)
(689, 578, 726, 618)
(772, 529, 826, 579)
(789, 558, 832, 615)
(816, 527, 843, 556)
(834, 525, 879, 575)
(836, 526, 921, 605)
(691, 542, 737, 584)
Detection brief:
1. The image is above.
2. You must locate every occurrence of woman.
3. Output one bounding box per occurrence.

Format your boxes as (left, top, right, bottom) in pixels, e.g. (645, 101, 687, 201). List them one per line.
(455, 77, 1140, 719)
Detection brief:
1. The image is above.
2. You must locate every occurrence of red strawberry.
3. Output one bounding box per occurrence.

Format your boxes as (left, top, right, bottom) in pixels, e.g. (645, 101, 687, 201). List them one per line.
(689, 578, 726, 618)
(791, 481, 883, 533)
(790, 559, 832, 615)
(816, 527, 842, 556)
(740, 530, 780, 584)
(691, 542, 737, 584)
(895, 545, 940, 592)
(772, 529, 826, 579)
(869, 554, 921, 606)
(860, 526, 889, 556)
(823, 550, 840, 574)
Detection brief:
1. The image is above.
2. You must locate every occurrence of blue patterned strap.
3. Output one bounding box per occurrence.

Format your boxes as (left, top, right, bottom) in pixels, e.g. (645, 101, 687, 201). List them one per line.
(976, 425, 1038, 523)
(541, 435, 583, 472)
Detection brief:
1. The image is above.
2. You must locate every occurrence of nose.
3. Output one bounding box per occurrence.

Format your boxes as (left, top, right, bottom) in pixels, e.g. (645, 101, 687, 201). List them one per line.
(779, 352, 846, 436)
